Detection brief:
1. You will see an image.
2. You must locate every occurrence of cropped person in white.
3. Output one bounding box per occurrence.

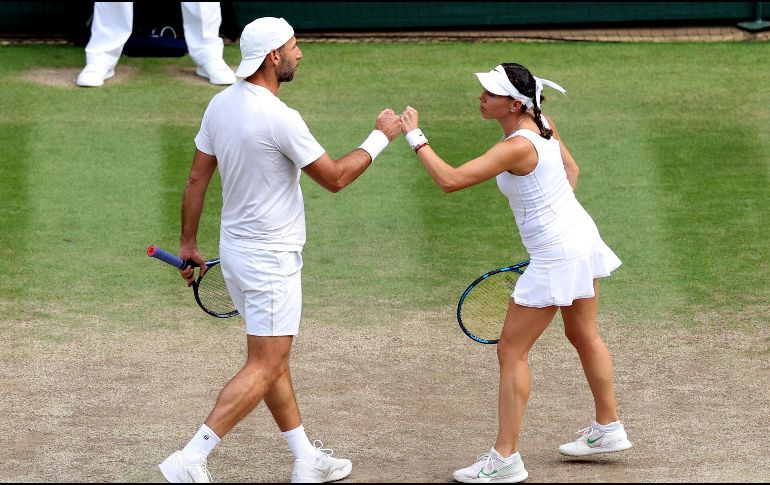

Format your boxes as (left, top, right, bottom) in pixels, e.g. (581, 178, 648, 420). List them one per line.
(400, 63, 632, 483)
(76, 2, 236, 87)
(157, 17, 401, 484)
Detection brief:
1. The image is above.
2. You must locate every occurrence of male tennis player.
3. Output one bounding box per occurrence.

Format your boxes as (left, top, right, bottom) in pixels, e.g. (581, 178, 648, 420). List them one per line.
(157, 17, 401, 483)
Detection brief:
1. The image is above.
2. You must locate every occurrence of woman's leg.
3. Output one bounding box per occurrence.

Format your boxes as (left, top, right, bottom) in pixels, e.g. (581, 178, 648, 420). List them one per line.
(560, 279, 619, 424)
(495, 301, 558, 456)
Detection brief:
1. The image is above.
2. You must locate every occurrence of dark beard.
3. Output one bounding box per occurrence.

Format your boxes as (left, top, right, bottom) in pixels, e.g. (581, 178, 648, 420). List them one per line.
(277, 61, 295, 82)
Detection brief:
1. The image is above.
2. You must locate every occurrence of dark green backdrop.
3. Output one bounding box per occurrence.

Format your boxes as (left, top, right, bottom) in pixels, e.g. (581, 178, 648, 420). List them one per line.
(0, 2, 766, 38)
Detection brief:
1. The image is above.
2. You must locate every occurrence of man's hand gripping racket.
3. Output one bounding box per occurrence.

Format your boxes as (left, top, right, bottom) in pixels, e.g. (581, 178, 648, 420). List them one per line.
(147, 245, 238, 318)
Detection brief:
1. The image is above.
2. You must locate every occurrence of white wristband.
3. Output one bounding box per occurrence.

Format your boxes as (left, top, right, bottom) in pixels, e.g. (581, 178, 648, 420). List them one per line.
(405, 129, 428, 150)
(358, 130, 389, 161)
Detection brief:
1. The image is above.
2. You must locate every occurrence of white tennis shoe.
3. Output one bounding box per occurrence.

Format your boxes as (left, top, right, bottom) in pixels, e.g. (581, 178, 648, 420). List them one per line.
(158, 450, 212, 483)
(291, 440, 352, 483)
(195, 58, 236, 85)
(559, 421, 633, 456)
(453, 448, 528, 483)
(76, 63, 115, 87)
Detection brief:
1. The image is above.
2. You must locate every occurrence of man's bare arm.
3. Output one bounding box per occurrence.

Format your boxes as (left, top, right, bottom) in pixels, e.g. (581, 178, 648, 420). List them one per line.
(179, 149, 217, 284)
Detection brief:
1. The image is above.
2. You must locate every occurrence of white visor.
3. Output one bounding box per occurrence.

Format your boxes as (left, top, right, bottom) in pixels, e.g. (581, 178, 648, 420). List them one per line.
(475, 71, 511, 97)
(475, 65, 567, 109)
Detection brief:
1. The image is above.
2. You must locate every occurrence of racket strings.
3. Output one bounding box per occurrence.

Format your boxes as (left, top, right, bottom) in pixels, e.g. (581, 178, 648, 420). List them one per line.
(196, 263, 237, 317)
(460, 271, 521, 342)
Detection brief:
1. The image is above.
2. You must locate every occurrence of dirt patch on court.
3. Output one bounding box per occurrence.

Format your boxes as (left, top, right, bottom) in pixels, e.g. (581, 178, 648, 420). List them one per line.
(1, 305, 768, 482)
(165, 65, 238, 86)
(19, 66, 138, 89)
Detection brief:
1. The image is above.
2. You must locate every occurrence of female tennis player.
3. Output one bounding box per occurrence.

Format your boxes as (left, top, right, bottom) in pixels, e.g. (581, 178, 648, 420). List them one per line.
(400, 63, 632, 482)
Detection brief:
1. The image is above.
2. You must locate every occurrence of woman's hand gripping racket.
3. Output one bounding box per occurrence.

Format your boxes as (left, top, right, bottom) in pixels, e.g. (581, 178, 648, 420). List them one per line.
(147, 245, 238, 318)
(456, 260, 529, 344)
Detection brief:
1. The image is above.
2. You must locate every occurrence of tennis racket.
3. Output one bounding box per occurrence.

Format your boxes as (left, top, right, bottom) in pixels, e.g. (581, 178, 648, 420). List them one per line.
(456, 260, 530, 344)
(147, 245, 238, 318)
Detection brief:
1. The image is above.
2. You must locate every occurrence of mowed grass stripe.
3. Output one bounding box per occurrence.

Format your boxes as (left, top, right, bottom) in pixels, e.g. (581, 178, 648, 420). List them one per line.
(19, 120, 191, 323)
(0, 42, 767, 332)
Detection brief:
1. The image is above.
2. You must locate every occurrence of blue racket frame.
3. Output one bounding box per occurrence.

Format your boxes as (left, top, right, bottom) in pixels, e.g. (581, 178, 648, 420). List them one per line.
(456, 260, 530, 344)
(147, 245, 238, 318)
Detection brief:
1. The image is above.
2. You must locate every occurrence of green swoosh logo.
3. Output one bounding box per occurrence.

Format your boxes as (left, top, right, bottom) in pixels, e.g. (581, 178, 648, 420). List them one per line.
(478, 463, 514, 478)
(586, 436, 602, 445)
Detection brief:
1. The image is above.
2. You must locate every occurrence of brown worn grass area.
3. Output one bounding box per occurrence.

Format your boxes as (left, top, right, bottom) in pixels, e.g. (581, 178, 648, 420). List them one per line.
(164, 65, 239, 86)
(18, 66, 138, 89)
(16, 65, 238, 89)
(1, 305, 769, 482)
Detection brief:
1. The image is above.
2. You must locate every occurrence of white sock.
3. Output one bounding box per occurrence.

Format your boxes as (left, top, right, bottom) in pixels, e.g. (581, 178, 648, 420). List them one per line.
(181, 424, 220, 464)
(282, 424, 318, 462)
(594, 419, 621, 432)
(492, 448, 520, 463)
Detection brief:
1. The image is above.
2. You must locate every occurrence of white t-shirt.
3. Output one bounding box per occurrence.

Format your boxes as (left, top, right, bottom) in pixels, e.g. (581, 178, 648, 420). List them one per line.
(195, 81, 325, 251)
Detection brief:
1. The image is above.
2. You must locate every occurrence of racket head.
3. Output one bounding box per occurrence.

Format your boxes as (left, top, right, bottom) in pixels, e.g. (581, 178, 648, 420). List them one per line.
(456, 260, 530, 344)
(192, 259, 239, 318)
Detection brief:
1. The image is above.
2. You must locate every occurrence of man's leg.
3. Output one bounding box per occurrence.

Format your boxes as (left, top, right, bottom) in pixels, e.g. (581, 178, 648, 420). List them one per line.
(78, 2, 133, 86)
(264, 368, 302, 431)
(263, 369, 322, 465)
(180, 2, 236, 85)
(159, 335, 293, 483)
(261, 365, 354, 483)
(203, 335, 294, 436)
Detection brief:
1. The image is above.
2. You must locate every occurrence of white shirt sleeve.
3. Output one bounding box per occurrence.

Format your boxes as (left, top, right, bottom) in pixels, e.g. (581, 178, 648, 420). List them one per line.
(194, 108, 214, 156)
(271, 109, 326, 169)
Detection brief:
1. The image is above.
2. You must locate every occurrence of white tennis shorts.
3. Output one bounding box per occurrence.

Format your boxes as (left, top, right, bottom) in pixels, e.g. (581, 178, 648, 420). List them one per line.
(219, 245, 303, 336)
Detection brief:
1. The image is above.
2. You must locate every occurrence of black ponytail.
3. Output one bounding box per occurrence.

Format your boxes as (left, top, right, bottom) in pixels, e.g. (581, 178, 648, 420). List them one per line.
(533, 106, 553, 140)
(502, 63, 553, 139)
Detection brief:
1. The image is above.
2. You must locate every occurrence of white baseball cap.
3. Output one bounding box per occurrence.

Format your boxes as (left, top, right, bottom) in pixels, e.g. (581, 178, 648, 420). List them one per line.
(235, 17, 295, 78)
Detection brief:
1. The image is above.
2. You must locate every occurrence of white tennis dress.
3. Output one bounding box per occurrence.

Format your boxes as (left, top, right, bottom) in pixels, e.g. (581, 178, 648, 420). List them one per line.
(496, 128, 621, 307)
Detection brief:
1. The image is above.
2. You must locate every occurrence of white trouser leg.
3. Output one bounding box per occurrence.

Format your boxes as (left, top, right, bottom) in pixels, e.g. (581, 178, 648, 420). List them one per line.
(85, 2, 134, 68)
(181, 2, 224, 67)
